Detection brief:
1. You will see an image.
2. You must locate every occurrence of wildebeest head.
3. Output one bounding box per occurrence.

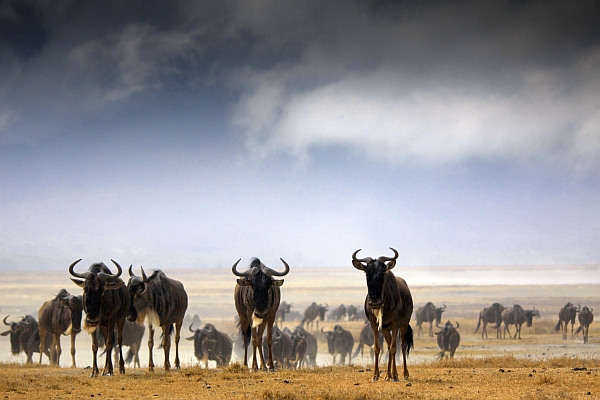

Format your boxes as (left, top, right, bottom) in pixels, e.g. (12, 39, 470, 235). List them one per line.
(69, 259, 125, 328)
(434, 304, 447, 325)
(186, 323, 219, 360)
(321, 324, 346, 354)
(58, 289, 84, 334)
(1, 315, 34, 355)
(524, 307, 540, 327)
(126, 266, 163, 323)
(232, 257, 289, 319)
(352, 248, 399, 309)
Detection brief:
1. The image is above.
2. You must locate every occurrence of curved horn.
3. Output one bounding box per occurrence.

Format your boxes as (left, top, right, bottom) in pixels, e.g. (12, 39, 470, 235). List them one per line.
(352, 250, 370, 270)
(261, 258, 290, 277)
(442, 304, 447, 310)
(436, 322, 442, 329)
(68, 259, 89, 279)
(321, 327, 326, 333)
(3, 316, 9, 326)
(377, 247, 399, 263)
(455, 321, 460, 329)
(231, 258, 257, 277)
(141, 266, 148, 282)
(189, 323, 196, 333)
(204, 324, 214, 333)
(22, 317, 32, 326)
(128, 265, 136, 278)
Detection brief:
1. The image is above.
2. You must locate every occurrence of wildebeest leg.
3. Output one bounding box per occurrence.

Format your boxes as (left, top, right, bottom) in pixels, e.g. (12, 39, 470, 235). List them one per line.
(371, 324, 381, 382)
(148, 326, 155, 372)
(174, 319, 182, 369)
(53, 332, 62, 365)
(265, 322, 276, 372)
(399, 326, 410, 380)
(91, 328, 100, 377)
(428, 321, 433, 338)
(481, 322, 487, 339)
(70, 332, 77, 368)
(382, 329, 398, 381)
(39, 328, 47, 364)
(132, 341, 141, 368)
(251, 326, 262, 371)
(116, 320, 125, 374)
(102, 324, 115, 376)
(161, 324, 171, 371)
(503, 324, 511, 339)
(514, 323, 520, 340)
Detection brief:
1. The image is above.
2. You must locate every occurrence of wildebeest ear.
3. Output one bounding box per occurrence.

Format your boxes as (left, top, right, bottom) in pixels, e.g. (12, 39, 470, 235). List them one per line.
(104, 280, 125, 290)
(385, 259, 396, 271)
(271, 279, 284, 287)
(71, 278, 85, 288)
(1, 330, 10, 336)
(186, 336, 195, 341)
(237, 278, 252, 286)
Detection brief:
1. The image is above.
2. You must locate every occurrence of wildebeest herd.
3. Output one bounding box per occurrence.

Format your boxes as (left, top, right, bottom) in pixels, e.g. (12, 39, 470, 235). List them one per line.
(1, 248, 595, 383)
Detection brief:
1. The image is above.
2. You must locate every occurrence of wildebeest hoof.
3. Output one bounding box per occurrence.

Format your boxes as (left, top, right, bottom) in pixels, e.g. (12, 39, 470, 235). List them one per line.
(372, 376, 379, 382)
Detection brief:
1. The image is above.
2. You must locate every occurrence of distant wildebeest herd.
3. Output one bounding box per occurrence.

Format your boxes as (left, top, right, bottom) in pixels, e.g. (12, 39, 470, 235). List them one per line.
(1, 248, 595, 383)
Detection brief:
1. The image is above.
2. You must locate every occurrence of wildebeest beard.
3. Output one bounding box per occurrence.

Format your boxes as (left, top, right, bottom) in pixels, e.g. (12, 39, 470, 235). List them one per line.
(252, 272, 272, 319)
(366, 266, 386, 308)
(83, 285, 102, 329)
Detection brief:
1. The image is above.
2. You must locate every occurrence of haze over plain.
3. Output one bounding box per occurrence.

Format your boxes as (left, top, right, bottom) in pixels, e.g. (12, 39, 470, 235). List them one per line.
(1, 1, 599, 278)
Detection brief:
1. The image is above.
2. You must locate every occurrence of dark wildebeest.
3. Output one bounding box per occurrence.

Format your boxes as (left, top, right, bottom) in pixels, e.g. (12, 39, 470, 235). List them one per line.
(352, 247, 414, 382)
(555, 302, 580, 340)
(127, 266, 188, 371)
(575, 306, 594, 344)
(69, 259, 130, 377)
(347, 305, 359, 321)
(322, 324, 354, 365)
(275, 301, 293, 326)
(233, 257, 290, 371)
(289, 326, 317, 368)
(435, 320, 460, 358)
(38, 289, 83, 367)
(97, 320, 145, 368)
(415, 302, 446, 338)
(474, 303, 507, 339)
(501, 304, 540, 339)
(330, 304, 348, 321)
(302, 302, 328, 330)
(186, 323, 232, 368)
(352, 321, 384, 363)
(263, 324, 293, 369)
(2, 315, 51, 363)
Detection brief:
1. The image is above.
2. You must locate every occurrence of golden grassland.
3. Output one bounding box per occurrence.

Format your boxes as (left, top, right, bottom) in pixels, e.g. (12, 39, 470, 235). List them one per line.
(1, 356, 599, 400)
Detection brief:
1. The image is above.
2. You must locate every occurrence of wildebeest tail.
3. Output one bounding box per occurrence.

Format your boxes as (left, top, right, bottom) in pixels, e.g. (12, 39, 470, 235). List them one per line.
(403, 325, 414, 357)
(125, 349, 134, 364)
(574, 325, 583, 335)
(236, 317, 251, 349)
(157, 325, 175, 349)
(352, 341, 363, 359)
(554, 319, 562, 332)
(474, 314, 482, 333)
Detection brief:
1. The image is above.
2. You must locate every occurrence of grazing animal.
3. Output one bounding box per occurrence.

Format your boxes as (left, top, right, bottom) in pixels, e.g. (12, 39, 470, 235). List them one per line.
(474, 303, 507, 339)
(302, 302, 328, 330)
(352, 247, 414, 382)
(127, 266, 188, 372)
(276, 301, 293, 326)
(501, 305, 540, 339)
(2, 315, 51, 363)
(233, 257, 290, 371)
(38, 289, 83, 367)
(415, 302, 446, 338)
(69, 259, 130, 377)
(575, 306, 594, 344)
(321, 325, 354, 365)
(352, 321, 384, 363)
(186, 323, 232, 368)
(330, 304, 348, 321)
(97, 320, 145, 368)
(347, 305, 360, 321)
(555, 302, 580, 340)
(435, 320, 460, 358)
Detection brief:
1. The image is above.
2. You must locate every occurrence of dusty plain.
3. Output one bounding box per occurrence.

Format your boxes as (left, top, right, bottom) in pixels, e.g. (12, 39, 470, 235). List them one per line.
(0, 266, 599, 399)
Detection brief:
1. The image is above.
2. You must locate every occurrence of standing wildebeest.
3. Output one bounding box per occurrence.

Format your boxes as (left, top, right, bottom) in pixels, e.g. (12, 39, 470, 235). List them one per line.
(233, 257, 290, 371)
(127, 266, 188, 371)
(275, 301, 293, 326)
(2, 315, 51, 363)
(186, 323, 232, 368)
(347, 304, 360, 321)
(352, 247, 414, 382)
(38, 289, 83, 367)
(330, 304, 348, 321)
(321, 324, 354, 365)
(289, 326, 317, 368)
(435, 320, 460, 358)
(501, 304, 540, 339)
(263, 325, 294, 369)
(474, 303, 507, 339)
(302, 302, 328, 330)
(555, 302, 580, 340)
(97, 320, 145, 368)
(69, 259, 130, 377)
(575, 306, 594, 344)
(352, 321, 384, 363)
(415, 302, 446, 338)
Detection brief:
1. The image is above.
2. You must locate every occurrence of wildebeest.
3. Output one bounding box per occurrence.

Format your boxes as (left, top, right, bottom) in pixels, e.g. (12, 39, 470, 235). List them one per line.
(97, 320, 145, 368)
(186, 323, 232, 368)
(263, 325, 293, 369)
(330, 304, 348, 321)
(38, 289, 83, 367)
(474, 303, 507, 339)
(2, 315, 51, 363)
(347, 305, 360, 321)
(415, 302, 446, 338)
(352, 321, 384, 363)
(501, 304, 540, 339)
(289, 326, 317, 368)
(69, 259, 130, 377)
(435, 320, 460, 358)
(127, 266, 188, 371)
(575, 306, 594, 344)
(302, 302, 328, 330)
(555, 302, 580, 340)
(275, 301, 293, 326)
(352, 247, 414, 381)
(321, 324, 354, 365)
(233, 257, 290, 371)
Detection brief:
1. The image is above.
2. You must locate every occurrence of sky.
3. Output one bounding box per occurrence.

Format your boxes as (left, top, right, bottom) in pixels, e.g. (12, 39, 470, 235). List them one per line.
(1, 0, 599, 272)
